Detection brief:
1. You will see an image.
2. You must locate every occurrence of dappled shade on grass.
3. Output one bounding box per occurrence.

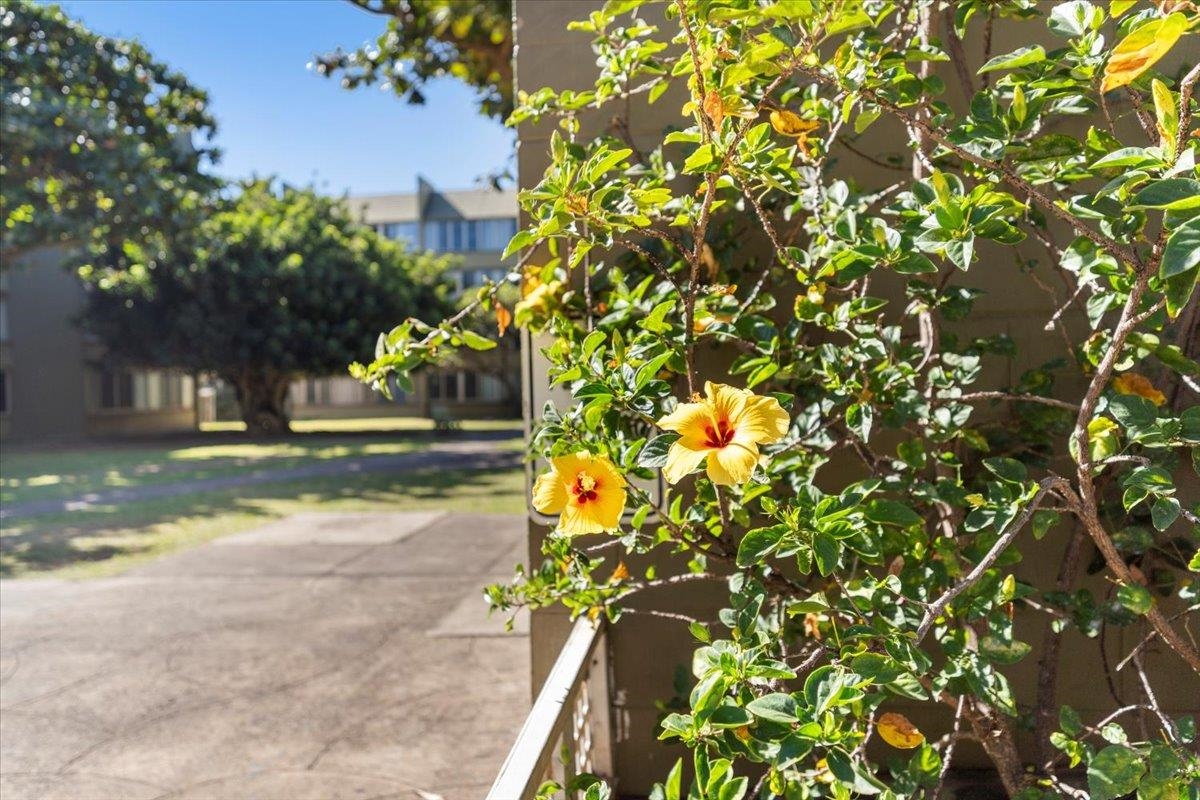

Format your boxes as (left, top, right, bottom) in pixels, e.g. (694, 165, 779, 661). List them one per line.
(0, 465, 525, 578)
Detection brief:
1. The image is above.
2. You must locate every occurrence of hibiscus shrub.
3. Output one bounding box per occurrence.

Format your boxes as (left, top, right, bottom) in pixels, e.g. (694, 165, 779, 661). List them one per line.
(354, 1, 1200, 797)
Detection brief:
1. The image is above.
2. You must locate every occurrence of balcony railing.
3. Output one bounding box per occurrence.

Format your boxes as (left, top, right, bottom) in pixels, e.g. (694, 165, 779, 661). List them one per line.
(486, 618, 613, 800)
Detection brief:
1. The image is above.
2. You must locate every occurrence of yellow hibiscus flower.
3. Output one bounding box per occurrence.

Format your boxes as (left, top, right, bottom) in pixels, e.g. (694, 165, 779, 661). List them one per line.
(1112, 372, 1167, 406)
(656, 381, 790, 486)
(514, 275, 563, 330)
(532, 452, 627, 536)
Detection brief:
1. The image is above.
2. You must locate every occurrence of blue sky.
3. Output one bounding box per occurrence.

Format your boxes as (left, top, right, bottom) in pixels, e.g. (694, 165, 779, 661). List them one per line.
(55, 0, 515, 196)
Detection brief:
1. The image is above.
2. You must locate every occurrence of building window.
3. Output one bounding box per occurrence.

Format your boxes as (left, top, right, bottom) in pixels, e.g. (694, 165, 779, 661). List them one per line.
(422, 218, 517, 253)
(379, 221, 419, 244)
(472, 218, 518, 251)
(98, 368, 191, 411)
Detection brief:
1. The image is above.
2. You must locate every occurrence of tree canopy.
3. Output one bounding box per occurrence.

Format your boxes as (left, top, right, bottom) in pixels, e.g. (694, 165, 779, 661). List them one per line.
(313, 0, 513, 122)
(81, 180, 452, 434)
(0, 2, 218, 265)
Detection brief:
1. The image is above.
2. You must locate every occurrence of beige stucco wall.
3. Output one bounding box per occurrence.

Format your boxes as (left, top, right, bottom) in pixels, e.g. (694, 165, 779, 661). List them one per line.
(1, 249, 199, 442)
(2, 247, 90, 441)
(515, 2, 1197, 792)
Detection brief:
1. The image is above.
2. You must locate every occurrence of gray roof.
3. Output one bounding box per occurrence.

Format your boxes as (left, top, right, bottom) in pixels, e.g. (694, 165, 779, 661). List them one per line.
(348, 186, 517, 224)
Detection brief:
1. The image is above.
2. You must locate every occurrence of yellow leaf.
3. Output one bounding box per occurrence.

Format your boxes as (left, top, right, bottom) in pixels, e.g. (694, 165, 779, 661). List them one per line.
(1112, 372, 1167, 406)
(702, 89, 725, 128)
(608, 560, 630, 583)
(878, 712, 925, 749)
(495, 303, 513, 337)
(769, 108, 820, 138)
(1151, 78, 1178, 151)
(1101, 13, 1188, 93)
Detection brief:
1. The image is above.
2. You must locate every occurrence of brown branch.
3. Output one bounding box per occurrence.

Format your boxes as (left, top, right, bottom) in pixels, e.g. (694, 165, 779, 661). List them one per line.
(957, 391, 1079, 412)
(916, 476, 1070, 643)
(1073, 269, 1200, 674)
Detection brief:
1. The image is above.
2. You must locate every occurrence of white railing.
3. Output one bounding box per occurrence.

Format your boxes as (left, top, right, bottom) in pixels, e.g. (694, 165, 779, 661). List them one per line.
(486, 618, 613, 800)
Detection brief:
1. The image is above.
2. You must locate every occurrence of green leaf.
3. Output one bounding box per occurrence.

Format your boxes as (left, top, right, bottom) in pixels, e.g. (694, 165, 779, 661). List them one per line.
(812, 531, 839, 576)
(460, 330, 498, 350)
(746, 693, 799, 723)
(638, 432, 680, 468)
(980, 636, 1032, 664)
(1117, 583, 1153, 615)
(978, 45, 1045, 73)
(1108, 394, 1158, 434)
(1151, 497, 1181, 532)
(864, 499, 922, 527)
(1130, 179, 1200, 211)
(576, 382, 613, 399)
(709, 704, 753, 729)
(683, 143, 716, 174)
(643, 299, 675, 333)
(1088, 745, 1147, 800)
(737, 524, 786, 567)
(1090, 147, 1163, 170)
(1060, 705, 1083, 737)
(1164, 266, 1199, 319)
(1161, 219, 1200, 279)
(503, 228, 535, 259)
(983, 457, 1027, 484)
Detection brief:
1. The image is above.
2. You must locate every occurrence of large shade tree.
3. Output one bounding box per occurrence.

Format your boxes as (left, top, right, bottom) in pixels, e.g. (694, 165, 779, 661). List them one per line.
(81, 181, 453, 434)
(313, 0, 513, 122)
(0, 2, 218, 265)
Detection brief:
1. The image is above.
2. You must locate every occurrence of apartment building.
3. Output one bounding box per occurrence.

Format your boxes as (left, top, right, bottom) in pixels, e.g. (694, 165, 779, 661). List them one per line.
(288, 177, 522, 420)
(0, 179, 519, 441)
(0, 246, 195, 442)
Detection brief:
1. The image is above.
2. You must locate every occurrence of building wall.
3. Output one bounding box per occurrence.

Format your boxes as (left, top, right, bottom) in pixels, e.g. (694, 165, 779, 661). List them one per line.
(514, 2, 1196, 793)
(2, 247, 90, 441)
(0, 249, 196, 442)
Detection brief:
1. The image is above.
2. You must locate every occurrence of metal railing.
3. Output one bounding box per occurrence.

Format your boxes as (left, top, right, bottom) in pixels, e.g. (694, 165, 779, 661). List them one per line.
(486, 618, 613, 800)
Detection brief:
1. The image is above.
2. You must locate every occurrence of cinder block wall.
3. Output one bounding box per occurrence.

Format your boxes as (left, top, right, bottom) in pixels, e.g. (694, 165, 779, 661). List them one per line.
(514, 3, 1197, 793)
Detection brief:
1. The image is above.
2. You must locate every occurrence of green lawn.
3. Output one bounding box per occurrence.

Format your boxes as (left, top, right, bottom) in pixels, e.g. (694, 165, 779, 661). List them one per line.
(201, 417, 522, 433)
(2, 419, 521, 507)
(0, 465, 526, 579)
(0, 419, 527, 579)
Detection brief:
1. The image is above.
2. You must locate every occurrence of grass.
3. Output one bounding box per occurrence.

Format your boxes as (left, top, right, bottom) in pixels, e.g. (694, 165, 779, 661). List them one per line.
(0, 416, 527, 579)
(1, 418, 522, 507)
(0, 466, 526, 579)
(201, 417, 522, 433)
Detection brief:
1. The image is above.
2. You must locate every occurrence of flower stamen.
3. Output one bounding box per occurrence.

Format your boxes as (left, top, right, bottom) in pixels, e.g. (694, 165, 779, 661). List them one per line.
(703, 418, 735, 448)
(572, 471, 599, 503)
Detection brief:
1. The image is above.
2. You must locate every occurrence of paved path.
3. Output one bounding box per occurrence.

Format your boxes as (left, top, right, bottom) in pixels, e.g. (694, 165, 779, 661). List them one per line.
(0, 439, 522, 520)
(0, 511, 531, 800)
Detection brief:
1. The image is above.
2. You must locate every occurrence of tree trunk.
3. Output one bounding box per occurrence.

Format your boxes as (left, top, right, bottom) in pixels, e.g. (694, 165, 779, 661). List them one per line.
(230, 369, 292, 436)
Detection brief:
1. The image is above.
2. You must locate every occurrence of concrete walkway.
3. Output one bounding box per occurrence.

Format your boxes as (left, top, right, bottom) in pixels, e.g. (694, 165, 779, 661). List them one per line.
(0, 439, 521, 520)
(0, 511, 531, 800)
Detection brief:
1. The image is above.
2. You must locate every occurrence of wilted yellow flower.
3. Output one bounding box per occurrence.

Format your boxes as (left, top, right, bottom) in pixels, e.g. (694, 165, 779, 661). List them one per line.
(656, 381, 789, 485)
(514, 278, 563, 329)
(532, 452, 627, 536)
(1112, 372, 1167, 406)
